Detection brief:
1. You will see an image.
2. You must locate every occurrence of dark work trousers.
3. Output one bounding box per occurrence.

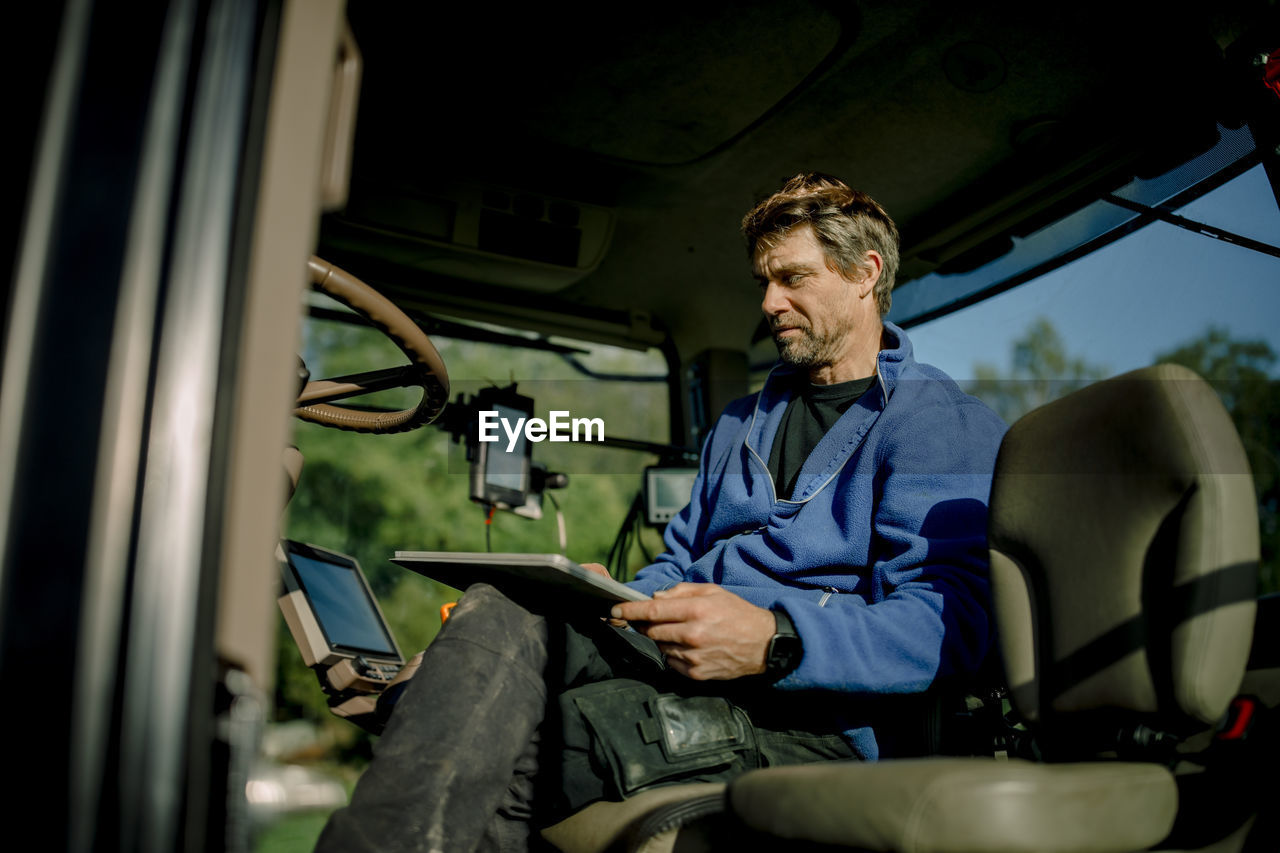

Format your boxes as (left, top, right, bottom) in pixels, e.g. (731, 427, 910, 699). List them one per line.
(314, 583, 858, 853)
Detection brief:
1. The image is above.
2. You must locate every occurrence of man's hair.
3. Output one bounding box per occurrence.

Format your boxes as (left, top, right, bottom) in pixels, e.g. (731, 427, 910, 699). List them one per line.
(742, 173, 900, 316)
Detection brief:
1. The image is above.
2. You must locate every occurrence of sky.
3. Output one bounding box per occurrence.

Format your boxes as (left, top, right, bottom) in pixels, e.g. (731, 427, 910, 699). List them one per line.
(906, 164, 1280, 381)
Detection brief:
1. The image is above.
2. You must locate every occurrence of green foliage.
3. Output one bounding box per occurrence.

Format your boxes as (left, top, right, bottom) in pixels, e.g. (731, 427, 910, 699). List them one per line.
(274, 312, 671, 752)
(253, 812, 331, 853)
(1155, 327, 1280, 593)
(967, 318, 1279, 595)
(966, 317, 1108, 423)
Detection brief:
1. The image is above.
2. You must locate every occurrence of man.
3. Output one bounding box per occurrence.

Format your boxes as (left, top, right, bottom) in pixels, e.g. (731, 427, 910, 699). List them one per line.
(316, 173, 1007, 853)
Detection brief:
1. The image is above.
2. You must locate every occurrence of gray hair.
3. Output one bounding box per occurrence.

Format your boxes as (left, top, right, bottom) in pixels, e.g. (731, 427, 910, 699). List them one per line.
(742, 172, 900, 315)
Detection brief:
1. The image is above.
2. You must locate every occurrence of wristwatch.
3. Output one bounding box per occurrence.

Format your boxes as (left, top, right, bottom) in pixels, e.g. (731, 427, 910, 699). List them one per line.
(764, 609, 802, 680)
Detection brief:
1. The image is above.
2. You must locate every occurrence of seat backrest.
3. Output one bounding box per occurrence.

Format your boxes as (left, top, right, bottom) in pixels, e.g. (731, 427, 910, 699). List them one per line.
(987, 364, 1258, 756)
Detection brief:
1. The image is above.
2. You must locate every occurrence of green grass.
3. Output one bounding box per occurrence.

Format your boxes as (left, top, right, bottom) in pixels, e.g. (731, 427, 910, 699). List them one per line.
(254, 810, 337, 853)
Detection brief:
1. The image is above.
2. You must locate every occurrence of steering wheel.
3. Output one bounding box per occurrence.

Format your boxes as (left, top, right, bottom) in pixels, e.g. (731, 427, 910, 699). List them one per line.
(295, 256, 449, 433)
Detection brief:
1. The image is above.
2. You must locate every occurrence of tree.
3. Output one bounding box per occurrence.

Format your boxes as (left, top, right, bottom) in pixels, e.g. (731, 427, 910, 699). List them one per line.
(1155, 328, 1280, 593)
(966, 317, 1108, 424)
(968, 318, 1278, 595)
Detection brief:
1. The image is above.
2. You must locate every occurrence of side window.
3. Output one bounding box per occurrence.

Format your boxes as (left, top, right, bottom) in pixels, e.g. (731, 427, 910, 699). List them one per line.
(908, 165, 1280, 593)
(275, 303, 671, 758)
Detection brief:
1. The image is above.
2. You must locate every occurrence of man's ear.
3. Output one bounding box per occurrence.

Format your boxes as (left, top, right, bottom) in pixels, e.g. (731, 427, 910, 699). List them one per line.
(855, 251, 883, 298)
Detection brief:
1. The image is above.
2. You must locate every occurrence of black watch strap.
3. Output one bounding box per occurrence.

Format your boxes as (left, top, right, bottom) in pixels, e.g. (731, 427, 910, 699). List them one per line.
(764, 608, 802, 680)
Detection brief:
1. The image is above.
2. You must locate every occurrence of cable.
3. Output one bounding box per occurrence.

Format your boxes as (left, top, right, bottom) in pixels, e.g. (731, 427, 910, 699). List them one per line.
(605, 492, 647, 581)
(636, 523, 654, 564)
(546, 491, 567, 555)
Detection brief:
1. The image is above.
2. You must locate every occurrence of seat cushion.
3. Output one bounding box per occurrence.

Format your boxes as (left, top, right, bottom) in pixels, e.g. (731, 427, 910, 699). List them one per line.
(727, 758, 1177, 853)
(540, 782, 725, 853)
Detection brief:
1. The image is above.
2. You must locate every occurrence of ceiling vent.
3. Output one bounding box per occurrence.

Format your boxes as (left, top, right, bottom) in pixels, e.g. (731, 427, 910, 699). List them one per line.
(332, 182, 615, 291)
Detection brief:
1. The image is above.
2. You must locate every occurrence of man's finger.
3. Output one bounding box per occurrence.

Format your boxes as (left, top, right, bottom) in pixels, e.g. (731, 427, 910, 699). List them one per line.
(581, 562, 611, 579)
(663, 655, 693, 678)
(656, 642, 685, 659)
(654, 582, 719, 598)
(611, 596, 699, 623)
(641, 622, 694, 645)
(611, 599, 660, 622)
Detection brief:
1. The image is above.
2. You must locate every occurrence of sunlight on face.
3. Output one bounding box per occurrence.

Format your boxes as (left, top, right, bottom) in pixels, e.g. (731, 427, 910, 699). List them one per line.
(755, 226, 864, 374)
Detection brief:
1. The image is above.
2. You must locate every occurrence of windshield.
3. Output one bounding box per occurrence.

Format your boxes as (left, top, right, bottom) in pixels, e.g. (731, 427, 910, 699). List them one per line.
(268, 312, 672, 832)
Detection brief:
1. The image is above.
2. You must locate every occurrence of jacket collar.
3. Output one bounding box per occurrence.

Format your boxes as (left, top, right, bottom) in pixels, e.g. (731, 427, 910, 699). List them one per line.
(875, 320, 911, 400)
(745, 322, 913, 505)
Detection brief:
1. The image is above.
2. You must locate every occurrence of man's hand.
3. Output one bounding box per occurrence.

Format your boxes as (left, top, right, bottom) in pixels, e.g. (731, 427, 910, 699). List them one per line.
(581, 562, 611, 579)
(581, 562, 629, 627)
(610, 584, 776, 681)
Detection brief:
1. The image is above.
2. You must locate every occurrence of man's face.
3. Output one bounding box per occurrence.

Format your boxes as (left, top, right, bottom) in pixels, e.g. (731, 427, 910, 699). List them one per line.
(755, 226, 866, 372)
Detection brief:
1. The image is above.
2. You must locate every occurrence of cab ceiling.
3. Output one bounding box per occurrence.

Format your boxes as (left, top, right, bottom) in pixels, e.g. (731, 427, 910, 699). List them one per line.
(319, 0, 1263, 359)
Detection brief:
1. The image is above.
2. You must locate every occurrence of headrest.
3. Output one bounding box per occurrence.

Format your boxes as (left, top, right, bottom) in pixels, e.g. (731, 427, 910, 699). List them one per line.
(988, 364, 1257, 737)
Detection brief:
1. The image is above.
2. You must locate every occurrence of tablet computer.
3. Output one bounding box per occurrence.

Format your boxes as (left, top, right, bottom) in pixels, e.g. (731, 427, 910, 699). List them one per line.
(391, 551, 648, 614)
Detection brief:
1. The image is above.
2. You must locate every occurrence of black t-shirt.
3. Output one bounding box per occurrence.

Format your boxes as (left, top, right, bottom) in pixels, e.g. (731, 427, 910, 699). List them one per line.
(767, 374, 876, 500)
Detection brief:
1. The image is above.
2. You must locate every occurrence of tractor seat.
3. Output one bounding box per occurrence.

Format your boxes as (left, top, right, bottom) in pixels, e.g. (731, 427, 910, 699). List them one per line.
(545, 364, 1265, 852)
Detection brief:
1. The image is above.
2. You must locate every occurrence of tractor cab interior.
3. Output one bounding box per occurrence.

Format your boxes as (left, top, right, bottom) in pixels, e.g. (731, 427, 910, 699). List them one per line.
(2, 2, 1279, 852)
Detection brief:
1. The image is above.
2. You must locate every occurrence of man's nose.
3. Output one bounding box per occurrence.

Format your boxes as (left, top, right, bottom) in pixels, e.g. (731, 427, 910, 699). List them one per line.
(761, 281, 788, 316)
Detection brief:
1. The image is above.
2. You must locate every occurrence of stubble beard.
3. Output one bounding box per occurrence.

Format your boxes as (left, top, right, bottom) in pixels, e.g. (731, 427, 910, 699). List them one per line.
(774, 326, 824, 367)
(772, 317, 851, 369)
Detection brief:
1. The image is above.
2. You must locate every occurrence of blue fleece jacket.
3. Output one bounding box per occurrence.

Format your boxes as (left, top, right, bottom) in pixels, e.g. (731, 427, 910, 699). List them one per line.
(628, 322, 1007, 759)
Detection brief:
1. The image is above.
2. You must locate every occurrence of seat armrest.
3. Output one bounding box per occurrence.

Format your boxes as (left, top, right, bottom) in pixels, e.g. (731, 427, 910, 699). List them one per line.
(727, 758, 1177, 853)
(1242, 593, 1280, 707)
(540, 783, 724, 853)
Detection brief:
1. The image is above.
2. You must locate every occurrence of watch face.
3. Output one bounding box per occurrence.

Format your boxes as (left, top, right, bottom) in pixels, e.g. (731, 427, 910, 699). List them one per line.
(766, 633, 802, 676)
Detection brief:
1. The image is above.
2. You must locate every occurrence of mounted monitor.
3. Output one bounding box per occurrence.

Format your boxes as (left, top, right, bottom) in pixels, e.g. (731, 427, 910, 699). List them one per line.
(469, 386, 535, 511)
(277, 539, 404, 696)
(644, 465, 699, 526)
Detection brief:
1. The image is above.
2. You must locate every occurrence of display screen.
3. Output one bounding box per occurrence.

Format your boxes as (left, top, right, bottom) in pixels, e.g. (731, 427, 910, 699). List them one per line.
(484, 402, 529, 492)
(645, 467, 698, 524)
(654, 470, 696, 509)
(289, 551, 397, 656)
